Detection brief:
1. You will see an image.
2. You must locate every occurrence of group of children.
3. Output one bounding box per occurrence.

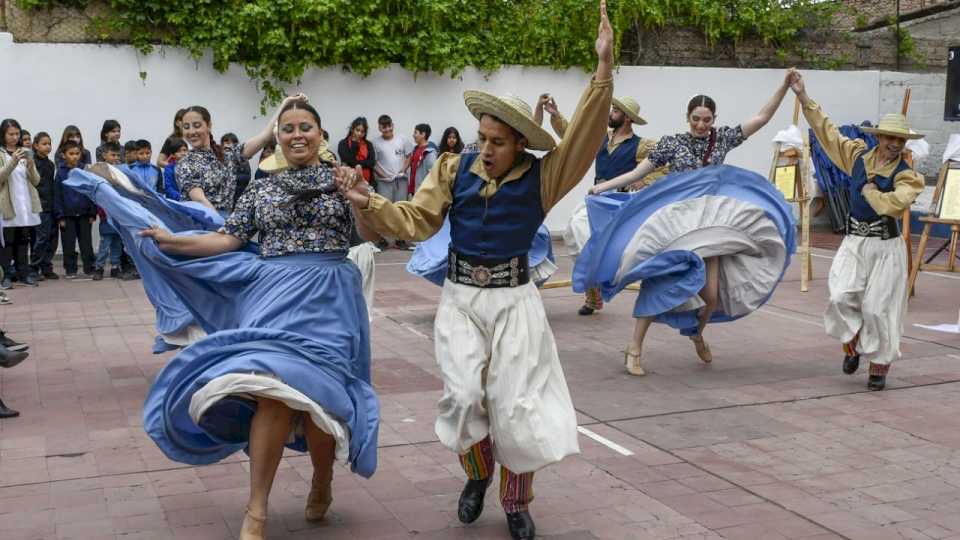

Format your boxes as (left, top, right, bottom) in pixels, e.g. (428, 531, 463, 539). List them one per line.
(3, 120, 193, 290)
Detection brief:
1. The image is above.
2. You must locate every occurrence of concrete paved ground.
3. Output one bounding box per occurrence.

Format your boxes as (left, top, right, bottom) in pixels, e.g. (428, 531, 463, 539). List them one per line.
(1, 232, 959, 539)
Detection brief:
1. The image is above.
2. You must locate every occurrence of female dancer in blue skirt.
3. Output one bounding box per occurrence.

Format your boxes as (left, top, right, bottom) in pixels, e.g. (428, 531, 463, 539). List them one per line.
(67, 96, 379, 540)
(586, 71, 795, 374)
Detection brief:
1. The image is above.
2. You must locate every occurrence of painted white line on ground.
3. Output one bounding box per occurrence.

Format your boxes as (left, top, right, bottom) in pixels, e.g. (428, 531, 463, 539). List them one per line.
(401, 324, 431, 340)
(577, 426, 634, 456)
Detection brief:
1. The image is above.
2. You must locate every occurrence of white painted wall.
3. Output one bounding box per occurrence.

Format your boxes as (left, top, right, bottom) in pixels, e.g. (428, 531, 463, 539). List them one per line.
(0, 34, 888, 232)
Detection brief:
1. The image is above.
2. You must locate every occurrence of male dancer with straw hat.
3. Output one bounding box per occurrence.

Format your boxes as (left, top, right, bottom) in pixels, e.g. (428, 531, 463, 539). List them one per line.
(789, 70, 924, 391)
(338, 3, 613, 537)
(539, 93, 667, 315)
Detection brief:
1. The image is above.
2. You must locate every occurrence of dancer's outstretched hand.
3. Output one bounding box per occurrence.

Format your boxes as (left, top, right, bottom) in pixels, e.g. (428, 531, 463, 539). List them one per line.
(282, 92, 308, 106)
(140, 224, 172, 243)
(788, 70, 805, 96)
(596, 0, 613, 65)
(544, 97, 559, 116)
(336, 164, 371, 206)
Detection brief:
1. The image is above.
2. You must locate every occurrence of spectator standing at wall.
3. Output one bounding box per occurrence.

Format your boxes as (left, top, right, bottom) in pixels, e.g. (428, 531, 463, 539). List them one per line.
(158, 108, 187, 169)
(406, 123, 437, 199)
(92, 142, 125, 281)
(338, 117, 377, 185)
(0, 119, 42, 289)
(438, 127, 464, 155)
(371, 115, 412, 204)
(30, 132, 60, 281)
(222, 132, 253, 207)
(55, 125, 92, 168)
(162, 137, 188, 201)
(96, 120, 124, 163)
(123, 140, 138, 165)
(54, 141, 97, 279)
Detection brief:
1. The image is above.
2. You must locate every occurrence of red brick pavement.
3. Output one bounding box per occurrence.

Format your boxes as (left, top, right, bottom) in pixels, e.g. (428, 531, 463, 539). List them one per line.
(1, 235, 959, 539)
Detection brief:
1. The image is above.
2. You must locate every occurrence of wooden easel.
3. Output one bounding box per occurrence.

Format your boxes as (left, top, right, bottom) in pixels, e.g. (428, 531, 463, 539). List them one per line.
(907, 159, 960, 295)
(768, 97, 814, 292)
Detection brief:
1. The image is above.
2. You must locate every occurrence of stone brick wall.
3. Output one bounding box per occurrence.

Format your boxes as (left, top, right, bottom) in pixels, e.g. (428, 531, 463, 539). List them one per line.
(880, 71, 955, 177)
(3, 0, 110, 43)
(619, 1, 958, 73)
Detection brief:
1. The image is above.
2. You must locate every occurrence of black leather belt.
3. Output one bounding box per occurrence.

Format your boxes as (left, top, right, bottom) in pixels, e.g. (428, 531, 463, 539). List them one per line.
(447, 250, 529, 288)
(847, 215, 899, 240)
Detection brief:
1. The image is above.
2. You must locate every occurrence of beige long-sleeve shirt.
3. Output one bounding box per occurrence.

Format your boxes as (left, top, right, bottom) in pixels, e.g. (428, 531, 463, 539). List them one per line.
(0, 150, 41, 221)
(360, 76, 613, 241)
(802, 100, 923, 217)
(552, 114, 668, 187)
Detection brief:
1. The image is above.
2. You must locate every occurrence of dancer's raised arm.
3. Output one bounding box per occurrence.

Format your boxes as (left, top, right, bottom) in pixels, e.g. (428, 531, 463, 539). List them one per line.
(740, 69, 794, 138)
(241, 93, 308, 160)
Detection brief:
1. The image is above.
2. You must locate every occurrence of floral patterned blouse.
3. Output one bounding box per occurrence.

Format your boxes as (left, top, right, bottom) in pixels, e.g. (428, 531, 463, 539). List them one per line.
(223, 164, 353, 257)
(647, 125, 746, 173)
(176, 144, 246, 212)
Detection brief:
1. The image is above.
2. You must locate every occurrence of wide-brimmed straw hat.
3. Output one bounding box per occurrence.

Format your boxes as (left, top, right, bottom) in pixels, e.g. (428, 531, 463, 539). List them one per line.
(463, 90, 557, 151)
(611, 96, 647, 126)
(861, 114, 924, 140)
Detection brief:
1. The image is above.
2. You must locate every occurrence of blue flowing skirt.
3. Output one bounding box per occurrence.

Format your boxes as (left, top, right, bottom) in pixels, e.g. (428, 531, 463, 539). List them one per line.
(102, 165, 228, 352)
(573, 165, 796, 336)
(407, 219, 556, 286)
(65, 169, 379, 477)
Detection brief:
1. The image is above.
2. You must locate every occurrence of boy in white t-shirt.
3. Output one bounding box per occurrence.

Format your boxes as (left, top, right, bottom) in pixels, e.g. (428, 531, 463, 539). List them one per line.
(372, 114, 414, 248)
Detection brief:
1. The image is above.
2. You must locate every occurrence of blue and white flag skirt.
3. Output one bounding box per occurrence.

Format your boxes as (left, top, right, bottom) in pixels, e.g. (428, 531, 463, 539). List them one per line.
(406, 219, 557, 287)
(65, 168, 379, 478)
(573, 165, 796, 336)
(92, 165, 226, 352)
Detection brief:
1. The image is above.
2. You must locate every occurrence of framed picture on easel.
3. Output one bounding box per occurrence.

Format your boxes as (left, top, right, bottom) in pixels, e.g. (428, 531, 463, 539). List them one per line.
(774, 164, 799, 202)
(938, 165, 960, 220)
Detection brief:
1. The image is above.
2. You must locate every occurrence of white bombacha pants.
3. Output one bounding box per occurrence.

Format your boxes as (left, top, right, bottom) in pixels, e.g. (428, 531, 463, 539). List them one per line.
(824, 235, 908, 366)
(347, 242, 379, 323)
(433, 280, 580, 474)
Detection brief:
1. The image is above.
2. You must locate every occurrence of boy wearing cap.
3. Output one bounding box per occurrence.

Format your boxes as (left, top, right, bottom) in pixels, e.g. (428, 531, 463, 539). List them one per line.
(539, 94, 668, 315)
(340, 3, 614, 538)
(789, 71, 924, 391)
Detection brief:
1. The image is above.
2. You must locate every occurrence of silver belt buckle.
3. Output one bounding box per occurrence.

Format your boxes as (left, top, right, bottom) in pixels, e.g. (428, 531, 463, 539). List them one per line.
(471, 265, 492, 287)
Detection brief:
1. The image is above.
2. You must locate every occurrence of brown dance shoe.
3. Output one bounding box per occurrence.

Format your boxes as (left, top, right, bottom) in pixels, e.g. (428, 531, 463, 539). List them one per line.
(624, 349, 645, 376)
(690, 335, 712, 363)
(239, 507, 266, 540)
(304, 475, 333, 521)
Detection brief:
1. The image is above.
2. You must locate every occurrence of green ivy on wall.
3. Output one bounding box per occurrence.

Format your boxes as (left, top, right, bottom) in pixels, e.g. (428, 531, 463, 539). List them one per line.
(19, 0, 839, 109)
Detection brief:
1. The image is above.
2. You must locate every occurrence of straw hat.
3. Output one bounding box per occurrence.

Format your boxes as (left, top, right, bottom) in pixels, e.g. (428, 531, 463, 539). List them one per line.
(861, 114, 924, 140)
(611, 96, 647, 126)
(463, 90, 557, 151)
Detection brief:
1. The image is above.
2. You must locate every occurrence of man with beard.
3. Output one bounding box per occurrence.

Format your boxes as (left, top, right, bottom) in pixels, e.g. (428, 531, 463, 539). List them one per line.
(541, 95, 667, 315)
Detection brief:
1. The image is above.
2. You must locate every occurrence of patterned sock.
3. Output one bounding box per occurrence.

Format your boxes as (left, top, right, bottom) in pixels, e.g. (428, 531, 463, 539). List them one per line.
(585, 288, 603, 310)
(499, 466, 535, 514)
(843, 335, 859, 357)
(869, 363, 890, 377)
(459, 437, 494, 486)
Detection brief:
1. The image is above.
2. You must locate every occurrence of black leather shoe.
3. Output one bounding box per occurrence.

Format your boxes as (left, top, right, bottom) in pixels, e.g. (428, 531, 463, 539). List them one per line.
(578, 305, 595, 316)
(0, 399, 20, 418)
(0, 331, 28, 352)
(457, 479, 488, 524)
(868, 375, 886, 391)
(0, 346, 28, 369)
(506, 511, 536, 540)
(842, 354, 860, 375)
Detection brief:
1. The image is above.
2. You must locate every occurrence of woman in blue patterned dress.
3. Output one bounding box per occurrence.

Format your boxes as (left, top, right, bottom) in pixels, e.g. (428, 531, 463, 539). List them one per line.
(584, 72, 795, 375)
(66, 96, 380, 540)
